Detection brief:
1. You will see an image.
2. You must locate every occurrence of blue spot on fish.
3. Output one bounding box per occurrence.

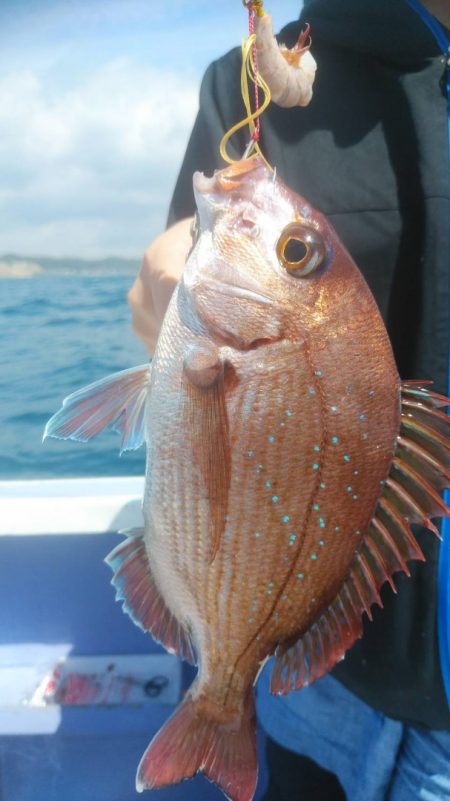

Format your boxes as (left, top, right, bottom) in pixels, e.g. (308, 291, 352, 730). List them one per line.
(359, 414, 366, 422)
(312, 463, 319, 471)
(332, 436, 339, 445)
(268, 435, 276, 443)
(310, 553, 318, 561)
(319, 518, 326, 528)
(272, 495, 279, 504)
(343, 454, 351, 462)
(282, 515, 290, 523)
(265, 480, 272, 489)
(247, 450, 254, 458)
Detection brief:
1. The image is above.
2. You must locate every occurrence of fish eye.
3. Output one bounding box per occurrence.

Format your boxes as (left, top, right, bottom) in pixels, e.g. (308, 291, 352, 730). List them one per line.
(276, 222, 327, 277)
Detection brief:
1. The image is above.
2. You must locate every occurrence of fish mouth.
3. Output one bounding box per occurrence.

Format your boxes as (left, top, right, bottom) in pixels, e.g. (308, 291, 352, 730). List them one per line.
(183, 273, 280, 349)
(186, 255, 275, 308)
(204, 277, 273, 306)
(194, 155, 270, 196)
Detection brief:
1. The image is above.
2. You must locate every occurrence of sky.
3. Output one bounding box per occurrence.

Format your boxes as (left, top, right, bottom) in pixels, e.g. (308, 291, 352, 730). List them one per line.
(0, 0, 302, 259)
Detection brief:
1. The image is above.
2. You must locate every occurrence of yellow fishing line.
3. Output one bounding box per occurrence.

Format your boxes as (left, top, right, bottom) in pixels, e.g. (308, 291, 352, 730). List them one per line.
(219, 33, 272, 169)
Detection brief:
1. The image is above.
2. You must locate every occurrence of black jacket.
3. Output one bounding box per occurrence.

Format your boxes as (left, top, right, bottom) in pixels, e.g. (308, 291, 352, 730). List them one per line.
(168, 0, 450, 728)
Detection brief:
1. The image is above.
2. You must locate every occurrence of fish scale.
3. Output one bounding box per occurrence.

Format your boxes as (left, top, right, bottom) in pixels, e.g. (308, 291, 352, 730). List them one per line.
(221, 362, 311, 638)
(146, 311, 207, 632)
(44, 156, 450, 801)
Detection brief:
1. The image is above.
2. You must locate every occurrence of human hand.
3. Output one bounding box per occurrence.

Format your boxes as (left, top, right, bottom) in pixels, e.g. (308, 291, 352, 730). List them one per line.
(128, 217, 194, 355)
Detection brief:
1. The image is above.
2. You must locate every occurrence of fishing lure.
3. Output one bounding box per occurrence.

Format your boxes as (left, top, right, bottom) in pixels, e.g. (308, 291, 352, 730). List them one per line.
(254, 12, 317, 108)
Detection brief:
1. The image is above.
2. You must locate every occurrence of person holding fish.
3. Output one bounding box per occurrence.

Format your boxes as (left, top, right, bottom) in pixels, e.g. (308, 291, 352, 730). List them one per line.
(45, 0, 449, 799)
(123, 0, 450, 799)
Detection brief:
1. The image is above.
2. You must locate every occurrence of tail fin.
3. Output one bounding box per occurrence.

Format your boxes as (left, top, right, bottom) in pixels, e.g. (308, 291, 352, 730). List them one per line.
(136, 691, 257, 801)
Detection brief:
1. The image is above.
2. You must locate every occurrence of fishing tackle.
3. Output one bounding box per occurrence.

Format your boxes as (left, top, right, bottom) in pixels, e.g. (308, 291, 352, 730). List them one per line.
(254, 13, 317, 108)
(220, 2, 317, 168)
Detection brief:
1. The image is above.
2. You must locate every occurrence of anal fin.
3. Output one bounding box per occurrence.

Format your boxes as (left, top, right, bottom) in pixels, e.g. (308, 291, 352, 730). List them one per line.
(106, 529, 196, 665)
(270, 578, 364, 696)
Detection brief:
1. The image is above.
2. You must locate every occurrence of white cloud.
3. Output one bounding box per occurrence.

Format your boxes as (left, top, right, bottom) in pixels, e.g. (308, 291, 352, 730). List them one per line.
(0, 0, 302, 257)
(0, 60, 198, 257)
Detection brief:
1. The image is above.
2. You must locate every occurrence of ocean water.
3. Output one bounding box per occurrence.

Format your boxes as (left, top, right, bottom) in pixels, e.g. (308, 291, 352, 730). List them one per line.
(1, 273, 149, 479)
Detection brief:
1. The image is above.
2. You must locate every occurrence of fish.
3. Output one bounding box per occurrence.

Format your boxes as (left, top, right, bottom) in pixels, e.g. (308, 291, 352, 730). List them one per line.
(44, 155, 450, 801)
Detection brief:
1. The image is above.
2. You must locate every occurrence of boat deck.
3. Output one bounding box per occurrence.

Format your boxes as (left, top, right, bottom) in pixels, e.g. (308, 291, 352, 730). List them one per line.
(0, 478, 268, 801)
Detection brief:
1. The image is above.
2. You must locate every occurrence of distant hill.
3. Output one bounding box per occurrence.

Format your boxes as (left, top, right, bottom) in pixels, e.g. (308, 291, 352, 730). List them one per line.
(0, 255, 140, 278)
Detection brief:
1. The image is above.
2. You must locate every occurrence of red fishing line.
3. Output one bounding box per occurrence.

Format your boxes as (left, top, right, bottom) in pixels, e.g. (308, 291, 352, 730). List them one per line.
(244, 1, 261, 142)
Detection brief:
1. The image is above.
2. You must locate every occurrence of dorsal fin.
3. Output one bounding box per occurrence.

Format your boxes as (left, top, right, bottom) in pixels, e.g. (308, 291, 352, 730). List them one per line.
(43, 364, 151, 453)
(106, 529, 196, 665)
(271, 381, 450, 696)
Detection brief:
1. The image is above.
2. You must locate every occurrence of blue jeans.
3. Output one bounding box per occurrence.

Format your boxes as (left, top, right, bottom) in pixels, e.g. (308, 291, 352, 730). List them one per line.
(257, 665, 450, 801)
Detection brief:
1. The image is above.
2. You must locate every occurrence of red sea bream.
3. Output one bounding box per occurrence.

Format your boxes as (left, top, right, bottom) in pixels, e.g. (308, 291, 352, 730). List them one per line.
(45, 156, 450, 801)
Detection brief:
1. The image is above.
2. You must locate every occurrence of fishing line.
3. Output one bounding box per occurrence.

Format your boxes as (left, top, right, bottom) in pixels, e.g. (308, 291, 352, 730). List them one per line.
(246, 0, 263, 146)
(219, 1, 273, 168)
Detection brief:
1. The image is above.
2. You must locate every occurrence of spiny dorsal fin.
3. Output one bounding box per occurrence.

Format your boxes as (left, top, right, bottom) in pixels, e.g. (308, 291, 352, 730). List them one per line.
(105, 529, 196, 665)
(271, 381, 450, 696)
(401, 385, 450, 408)
(44, 364, 151, 453)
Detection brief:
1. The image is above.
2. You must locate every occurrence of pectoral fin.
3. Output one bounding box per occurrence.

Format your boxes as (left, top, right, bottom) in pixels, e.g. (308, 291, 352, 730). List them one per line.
(43, 363, 151, 453)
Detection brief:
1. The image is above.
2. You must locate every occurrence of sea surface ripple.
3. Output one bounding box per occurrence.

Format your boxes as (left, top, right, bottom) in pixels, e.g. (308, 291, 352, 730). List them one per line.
(1, 274, 148, 479)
